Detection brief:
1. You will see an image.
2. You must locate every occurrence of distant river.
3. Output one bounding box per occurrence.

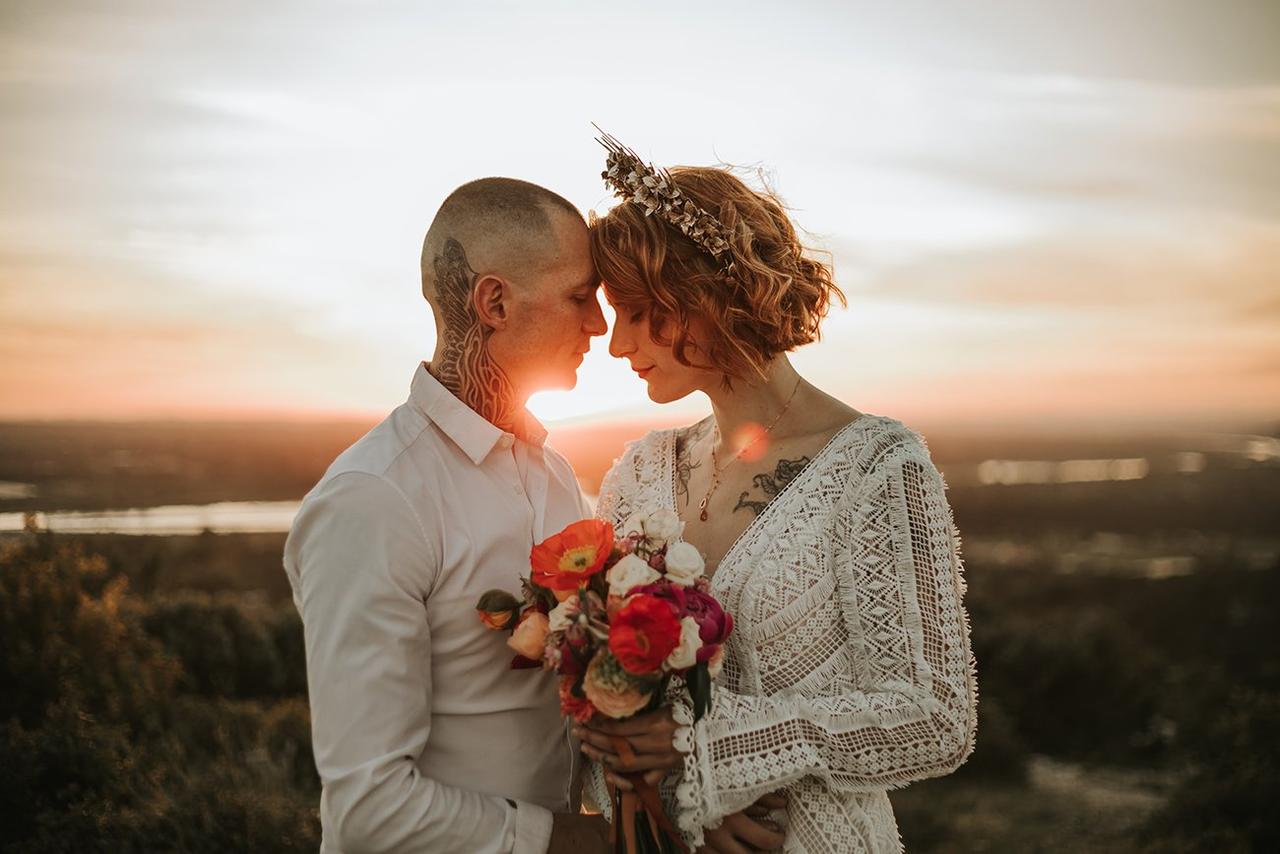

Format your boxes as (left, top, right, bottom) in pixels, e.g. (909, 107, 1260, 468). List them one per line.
(0, 501, 302, 535)
(0, 494, 603, 536)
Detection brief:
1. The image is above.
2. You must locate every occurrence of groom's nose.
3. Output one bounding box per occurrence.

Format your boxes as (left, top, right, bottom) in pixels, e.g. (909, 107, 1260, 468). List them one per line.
(583, 297, 607, 336)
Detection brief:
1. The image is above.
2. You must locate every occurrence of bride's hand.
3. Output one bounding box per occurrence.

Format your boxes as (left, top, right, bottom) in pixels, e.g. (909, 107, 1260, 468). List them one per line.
(573, 706, 685, 790)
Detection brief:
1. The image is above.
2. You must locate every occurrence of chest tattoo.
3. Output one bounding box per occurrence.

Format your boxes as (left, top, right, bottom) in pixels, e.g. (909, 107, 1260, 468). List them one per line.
(733, 456, 812, 517)
(673, 421, 709, 509)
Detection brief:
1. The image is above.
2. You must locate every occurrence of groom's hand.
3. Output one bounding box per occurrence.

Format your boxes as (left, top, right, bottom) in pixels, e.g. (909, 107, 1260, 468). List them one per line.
(697, 790, 787, 854)
(548, 813, 610, 853)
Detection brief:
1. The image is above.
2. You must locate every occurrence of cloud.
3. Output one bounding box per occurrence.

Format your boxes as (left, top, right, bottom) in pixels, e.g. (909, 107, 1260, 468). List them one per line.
(852, 219, 1280, 318)
(866, 78, 1280, 221)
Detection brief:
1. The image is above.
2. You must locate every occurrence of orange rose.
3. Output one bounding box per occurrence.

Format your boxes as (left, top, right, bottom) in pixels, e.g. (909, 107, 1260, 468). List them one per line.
(582, 649, 656, 719)
(531, 519, 615, 594)
(507, 611, 550, 661)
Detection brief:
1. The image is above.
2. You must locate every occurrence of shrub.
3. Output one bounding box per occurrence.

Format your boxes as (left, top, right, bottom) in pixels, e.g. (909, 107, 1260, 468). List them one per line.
(140, 594, 303, 699)
(973, 607, 1165, 761)
(1141, 689, 1280, 852)
(0, 533, 319, 853)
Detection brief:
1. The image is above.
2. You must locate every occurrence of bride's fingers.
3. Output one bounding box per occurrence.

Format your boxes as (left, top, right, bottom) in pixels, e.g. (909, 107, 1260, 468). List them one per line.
(584, 707, 674, 737)
(574, 726, 684, 761)
(603, 768, 667, 791)
(601, 751, 680, 772)
(572, 726, 616, 752)
(622, 732, 685, 756)
(582, 742, 681, 773)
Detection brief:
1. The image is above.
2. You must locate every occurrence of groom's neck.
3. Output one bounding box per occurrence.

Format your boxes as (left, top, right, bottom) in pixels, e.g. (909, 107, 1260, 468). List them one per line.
(428, 350, 529, 441)
(426, 236, 533, 442)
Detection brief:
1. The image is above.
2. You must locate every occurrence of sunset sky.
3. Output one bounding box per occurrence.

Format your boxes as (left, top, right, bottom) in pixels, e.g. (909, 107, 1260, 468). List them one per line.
(2, 1, 1277, 432)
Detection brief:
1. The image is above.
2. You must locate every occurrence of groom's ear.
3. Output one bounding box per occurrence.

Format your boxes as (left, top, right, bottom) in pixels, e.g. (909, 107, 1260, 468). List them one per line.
(471, 274, 509, 330)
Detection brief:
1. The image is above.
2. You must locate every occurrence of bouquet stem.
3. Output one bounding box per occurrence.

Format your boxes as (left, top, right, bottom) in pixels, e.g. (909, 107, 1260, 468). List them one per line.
(607, 735, 689, 854)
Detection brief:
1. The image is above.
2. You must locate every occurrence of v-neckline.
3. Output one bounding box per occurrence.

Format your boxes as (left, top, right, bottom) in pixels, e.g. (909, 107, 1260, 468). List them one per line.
(665, 414, 871, 583)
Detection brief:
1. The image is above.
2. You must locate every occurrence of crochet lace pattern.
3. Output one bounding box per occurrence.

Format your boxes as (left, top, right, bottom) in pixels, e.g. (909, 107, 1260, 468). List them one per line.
(587, 415, 978, 853)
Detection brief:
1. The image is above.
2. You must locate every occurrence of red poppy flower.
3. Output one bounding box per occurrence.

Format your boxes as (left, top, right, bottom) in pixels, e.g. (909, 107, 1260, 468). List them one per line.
(559, 675, 596, 723)
(608, 594, 681, 675)
(530, 519, 615, 593)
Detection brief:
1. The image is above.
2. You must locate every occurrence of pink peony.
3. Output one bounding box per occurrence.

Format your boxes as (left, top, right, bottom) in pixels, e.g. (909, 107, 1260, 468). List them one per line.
(682, 588, 733, 659)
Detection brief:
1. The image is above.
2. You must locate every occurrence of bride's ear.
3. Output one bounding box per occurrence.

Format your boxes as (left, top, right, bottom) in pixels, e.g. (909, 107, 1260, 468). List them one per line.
(471, 274, 509, 330)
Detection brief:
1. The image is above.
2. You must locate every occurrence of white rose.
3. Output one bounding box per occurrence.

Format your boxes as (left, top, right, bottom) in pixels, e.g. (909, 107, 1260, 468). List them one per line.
(620, 510, 647, 538)
(665, 617, 702, 671)
(607, 553, 660, 598)
(706, 644, 725, 679)
(642, 508, 684, 545)
(663, 541, 705, 586)
(548, 597, 580, 634)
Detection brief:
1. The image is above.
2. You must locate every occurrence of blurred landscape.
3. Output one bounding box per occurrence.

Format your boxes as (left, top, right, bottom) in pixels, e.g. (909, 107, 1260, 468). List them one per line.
(4, 1, 1278, 850)
(2, 417, 1278, 852)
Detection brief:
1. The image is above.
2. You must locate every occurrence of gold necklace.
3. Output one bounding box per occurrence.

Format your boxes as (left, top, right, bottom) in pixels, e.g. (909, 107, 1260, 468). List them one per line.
(697, 377, 802, 522)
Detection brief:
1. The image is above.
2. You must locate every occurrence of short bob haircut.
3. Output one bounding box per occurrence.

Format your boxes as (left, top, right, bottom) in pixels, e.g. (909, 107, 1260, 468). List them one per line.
(590, 165, 845, 383)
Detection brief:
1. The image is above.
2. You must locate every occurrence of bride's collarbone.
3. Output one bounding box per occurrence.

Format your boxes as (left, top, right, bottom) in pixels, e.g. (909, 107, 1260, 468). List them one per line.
(675, 429, 841, 575)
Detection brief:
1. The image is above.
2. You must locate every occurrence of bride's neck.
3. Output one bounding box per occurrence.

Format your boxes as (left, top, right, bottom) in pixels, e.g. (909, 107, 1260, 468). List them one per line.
(705, 357, 805, 451)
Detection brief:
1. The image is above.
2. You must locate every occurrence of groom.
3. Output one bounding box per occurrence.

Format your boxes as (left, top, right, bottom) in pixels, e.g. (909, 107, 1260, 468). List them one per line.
(284, 177, 610, 853)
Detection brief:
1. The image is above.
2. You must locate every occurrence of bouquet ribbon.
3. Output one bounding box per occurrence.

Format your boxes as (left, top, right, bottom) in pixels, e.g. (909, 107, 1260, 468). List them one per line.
(607, 735, 690, 854)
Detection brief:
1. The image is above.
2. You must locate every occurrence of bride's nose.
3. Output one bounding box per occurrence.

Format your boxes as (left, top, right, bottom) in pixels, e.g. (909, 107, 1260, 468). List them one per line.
(608, 320, 633, 358)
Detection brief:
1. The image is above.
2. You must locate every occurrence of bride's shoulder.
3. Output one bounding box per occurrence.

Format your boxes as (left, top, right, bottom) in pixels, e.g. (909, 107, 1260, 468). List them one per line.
(601, 422, 679, 489)
(834, 412, 934, 463)
(625, 416, 711, 458)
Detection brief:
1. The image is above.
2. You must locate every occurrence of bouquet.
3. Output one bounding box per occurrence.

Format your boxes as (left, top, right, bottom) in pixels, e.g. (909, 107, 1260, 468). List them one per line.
(476, 507, 733, 854)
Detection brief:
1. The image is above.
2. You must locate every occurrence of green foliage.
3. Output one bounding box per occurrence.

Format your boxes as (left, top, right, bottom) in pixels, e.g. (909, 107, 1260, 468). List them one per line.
(0, 533, 318, 853)
(1141, 689, 1280, 853)
(973, 608, 1164, 761)
(4, 525, 1278, 852)
(949, 696, 1028, 782)
(140, 594, 305, 698)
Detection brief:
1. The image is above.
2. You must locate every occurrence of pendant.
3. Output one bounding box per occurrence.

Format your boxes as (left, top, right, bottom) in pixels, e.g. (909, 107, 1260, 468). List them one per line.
(698, 496, 709, 522)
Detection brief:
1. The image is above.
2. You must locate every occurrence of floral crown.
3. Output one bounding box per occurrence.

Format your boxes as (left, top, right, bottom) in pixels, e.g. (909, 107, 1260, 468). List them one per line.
(595, 128, 737, 280)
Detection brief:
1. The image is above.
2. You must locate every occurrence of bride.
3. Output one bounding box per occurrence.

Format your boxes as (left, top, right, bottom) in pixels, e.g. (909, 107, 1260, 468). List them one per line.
(573, 136, 978, 853)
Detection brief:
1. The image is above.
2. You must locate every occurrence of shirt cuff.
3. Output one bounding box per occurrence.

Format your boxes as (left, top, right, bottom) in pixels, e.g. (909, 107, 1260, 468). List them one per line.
(511, 799, 554, 854)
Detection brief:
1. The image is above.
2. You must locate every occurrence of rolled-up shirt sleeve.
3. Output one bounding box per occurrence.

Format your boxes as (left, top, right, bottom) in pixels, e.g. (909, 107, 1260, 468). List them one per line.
(287, 470, 553, 854)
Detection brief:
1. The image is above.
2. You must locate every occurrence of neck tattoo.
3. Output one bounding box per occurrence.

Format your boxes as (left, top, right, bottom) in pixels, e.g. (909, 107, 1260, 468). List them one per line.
(429, 238, 525, 438)
(697, 376, 802, 522)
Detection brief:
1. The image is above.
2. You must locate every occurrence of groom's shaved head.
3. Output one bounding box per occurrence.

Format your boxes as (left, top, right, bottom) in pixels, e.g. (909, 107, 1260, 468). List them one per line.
(421, 177, 582, 308)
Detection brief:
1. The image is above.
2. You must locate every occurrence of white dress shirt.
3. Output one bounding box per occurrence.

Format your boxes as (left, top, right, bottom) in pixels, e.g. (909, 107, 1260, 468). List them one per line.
(284, 363, 590, 854)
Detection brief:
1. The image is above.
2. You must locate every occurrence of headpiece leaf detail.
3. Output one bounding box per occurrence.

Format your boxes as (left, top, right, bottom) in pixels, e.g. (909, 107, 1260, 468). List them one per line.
(594, 127, 737, 278)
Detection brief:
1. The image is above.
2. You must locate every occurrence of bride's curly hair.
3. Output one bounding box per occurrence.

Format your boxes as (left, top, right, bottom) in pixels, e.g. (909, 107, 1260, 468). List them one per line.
(590, 166, 845, 383)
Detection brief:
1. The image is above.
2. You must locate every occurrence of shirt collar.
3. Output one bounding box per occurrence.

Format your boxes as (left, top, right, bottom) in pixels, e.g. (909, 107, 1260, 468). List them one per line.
(409, 362, 547, 465)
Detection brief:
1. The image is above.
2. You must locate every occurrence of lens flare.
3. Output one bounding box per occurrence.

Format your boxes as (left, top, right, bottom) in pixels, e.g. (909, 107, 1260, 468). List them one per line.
(732, 422, 770, 463)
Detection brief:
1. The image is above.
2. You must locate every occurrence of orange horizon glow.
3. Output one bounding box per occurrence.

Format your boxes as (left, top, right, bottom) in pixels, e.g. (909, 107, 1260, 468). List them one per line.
(2, 4, 1277, 432)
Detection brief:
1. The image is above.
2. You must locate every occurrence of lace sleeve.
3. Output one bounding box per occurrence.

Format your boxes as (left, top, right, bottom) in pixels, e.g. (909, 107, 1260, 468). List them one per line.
(672, 440, 978, 838)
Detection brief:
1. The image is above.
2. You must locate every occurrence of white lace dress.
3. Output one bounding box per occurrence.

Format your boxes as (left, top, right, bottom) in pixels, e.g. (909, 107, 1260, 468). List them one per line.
(589, 415, 978, 853)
